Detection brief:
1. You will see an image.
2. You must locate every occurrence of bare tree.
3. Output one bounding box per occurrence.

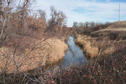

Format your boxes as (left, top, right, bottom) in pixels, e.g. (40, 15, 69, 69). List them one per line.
(46, 7, 66, 33)
(38, 10, 47, 29)
(16, 0, 30, 34)
(0, 0, 11, 46)
(0, 0, 31, 46)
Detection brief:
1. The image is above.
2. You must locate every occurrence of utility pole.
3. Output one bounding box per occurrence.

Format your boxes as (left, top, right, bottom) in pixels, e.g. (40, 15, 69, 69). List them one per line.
(118, 2, 120, 23)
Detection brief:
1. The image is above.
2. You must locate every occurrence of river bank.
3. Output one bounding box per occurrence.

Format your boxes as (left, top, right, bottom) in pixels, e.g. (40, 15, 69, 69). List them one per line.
(1, 21, 126, 84)
(0, 36, 68, 74)
(0, 35, 88, 84)
(75, 34, 117, 59)
(45, 22, 126, 84)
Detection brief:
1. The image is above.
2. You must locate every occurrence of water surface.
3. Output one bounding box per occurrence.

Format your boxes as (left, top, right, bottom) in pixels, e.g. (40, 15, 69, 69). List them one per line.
(61, 36, 87, 68)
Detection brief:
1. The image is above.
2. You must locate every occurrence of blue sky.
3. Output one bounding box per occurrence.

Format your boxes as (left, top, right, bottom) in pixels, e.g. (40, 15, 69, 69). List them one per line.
(33, 0, 126, 27)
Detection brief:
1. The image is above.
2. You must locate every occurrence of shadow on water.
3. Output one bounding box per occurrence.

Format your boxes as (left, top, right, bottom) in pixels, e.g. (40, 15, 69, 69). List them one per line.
(61, 36, 87, 68)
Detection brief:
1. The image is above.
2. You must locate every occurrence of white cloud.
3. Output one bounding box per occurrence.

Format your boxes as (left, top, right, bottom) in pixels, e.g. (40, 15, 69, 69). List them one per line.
(34, 0, 126, 26)
(106, 0, 110, 2)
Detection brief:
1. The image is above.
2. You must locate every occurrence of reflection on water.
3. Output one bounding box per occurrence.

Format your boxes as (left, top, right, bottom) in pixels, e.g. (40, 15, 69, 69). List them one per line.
(61, 36, 87, 68)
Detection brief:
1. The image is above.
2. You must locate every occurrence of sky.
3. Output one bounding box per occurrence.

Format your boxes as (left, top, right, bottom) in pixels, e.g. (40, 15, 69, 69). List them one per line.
(32, 0, 126, 27)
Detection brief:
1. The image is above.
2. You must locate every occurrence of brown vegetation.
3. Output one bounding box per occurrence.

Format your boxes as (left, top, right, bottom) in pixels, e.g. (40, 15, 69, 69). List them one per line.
(0, 0, 70, 84)
(49, 46, 126, 84)
(0, 0, 126, 84)
(54, 21, 126, 84)
(75, 34, 99, 59)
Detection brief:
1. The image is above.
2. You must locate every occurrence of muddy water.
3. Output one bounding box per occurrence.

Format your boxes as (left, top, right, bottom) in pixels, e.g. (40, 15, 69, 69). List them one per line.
(61, 36, 87, 68)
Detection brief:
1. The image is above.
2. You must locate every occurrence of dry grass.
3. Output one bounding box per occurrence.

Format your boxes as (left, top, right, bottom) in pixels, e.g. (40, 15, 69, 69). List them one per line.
(43, 21, 126, 84)
(0, 1, 126, 83)
(0, 37, 67, 74)
(1, 41, 125, 84)
(75, 34, 99, 59)
(0, 3, 69, 83)
(50, 46, 126, 84)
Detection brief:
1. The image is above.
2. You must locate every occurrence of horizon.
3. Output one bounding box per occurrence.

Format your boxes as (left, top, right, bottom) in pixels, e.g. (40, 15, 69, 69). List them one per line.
(33, 0, 126, 27)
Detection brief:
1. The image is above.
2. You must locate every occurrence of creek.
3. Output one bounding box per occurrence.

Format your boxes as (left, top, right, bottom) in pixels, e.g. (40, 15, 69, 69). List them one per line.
(61, 36, 87, 68)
